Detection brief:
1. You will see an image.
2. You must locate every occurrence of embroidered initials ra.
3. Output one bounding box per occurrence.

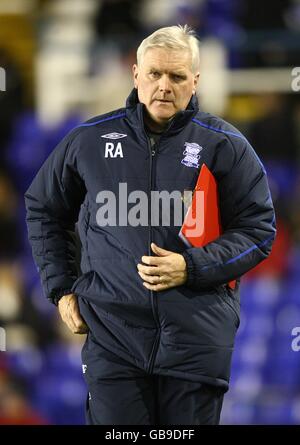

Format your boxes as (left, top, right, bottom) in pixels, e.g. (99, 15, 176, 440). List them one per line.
(104, 142, 124, 158)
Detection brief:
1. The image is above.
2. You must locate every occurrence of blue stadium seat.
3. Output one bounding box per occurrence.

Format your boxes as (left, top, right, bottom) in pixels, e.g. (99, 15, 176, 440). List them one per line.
(31, 373, 86, 425)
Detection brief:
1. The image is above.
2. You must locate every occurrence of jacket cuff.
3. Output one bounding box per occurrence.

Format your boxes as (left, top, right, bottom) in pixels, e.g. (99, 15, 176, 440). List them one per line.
(48, 288, 74, 306)
(181, 250, 196, 288)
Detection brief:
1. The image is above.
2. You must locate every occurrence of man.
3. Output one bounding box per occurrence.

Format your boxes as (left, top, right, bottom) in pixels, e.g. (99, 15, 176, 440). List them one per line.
(25, 25, 276, 425)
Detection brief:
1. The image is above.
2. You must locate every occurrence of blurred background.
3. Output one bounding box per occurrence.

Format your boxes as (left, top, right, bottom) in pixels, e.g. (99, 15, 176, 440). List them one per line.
(0, 0, 299, 425)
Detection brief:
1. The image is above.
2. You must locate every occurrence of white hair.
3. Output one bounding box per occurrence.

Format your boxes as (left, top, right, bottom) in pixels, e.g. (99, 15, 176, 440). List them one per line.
(136, 25, 200, 73)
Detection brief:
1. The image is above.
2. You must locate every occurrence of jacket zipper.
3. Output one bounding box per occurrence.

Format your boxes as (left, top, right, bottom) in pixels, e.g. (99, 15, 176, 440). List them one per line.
(146, 137, 161, 374)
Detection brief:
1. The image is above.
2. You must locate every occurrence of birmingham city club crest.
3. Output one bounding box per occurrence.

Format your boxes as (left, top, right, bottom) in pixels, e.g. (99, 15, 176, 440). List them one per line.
(181, 142, 203, 168)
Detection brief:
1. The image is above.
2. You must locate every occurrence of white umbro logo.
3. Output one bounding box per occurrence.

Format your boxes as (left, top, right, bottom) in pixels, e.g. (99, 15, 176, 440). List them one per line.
(101, 132, 127, 140)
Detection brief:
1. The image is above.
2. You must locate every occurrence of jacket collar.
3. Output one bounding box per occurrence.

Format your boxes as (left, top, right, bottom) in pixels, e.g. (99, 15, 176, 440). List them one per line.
(125, 88, 199, 137)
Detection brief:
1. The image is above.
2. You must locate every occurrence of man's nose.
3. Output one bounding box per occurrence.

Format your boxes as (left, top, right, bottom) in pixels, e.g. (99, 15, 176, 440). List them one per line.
(158, 74, 171, 93)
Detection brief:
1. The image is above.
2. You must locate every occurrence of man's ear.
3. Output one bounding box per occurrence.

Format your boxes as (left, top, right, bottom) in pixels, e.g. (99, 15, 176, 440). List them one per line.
(193, 72, 200, 94)
(132, 64, 139, 89)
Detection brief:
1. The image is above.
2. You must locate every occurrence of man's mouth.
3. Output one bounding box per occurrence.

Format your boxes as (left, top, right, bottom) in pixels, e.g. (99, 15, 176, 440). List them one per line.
(155, 99, 172, 103)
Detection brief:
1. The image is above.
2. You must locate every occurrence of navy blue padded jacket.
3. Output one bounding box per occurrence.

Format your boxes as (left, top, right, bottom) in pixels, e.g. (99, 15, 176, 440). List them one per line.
(25, 89, 276, 390)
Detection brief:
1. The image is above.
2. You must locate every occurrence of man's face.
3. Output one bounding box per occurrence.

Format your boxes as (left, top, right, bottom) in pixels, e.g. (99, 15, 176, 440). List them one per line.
(133, 47, 199, 129)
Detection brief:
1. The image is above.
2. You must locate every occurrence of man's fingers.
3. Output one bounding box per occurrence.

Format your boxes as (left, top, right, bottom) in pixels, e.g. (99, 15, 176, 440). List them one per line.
(67, 313, 88, 334)
(143, 281, 169, 292)
(137, 263, 163, 276)
(72, 323, 89, 334)
(141, 255, 164, 266)
(70, 312, 88, 333)
(64, 305, 80, 332)
(138, 270, 162, 284)
(69, 300, 89, 334)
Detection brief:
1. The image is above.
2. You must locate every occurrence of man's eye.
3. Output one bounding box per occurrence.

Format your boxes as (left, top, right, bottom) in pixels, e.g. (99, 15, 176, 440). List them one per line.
(173, 75, 184, 82)
(150, 72, 160, 78)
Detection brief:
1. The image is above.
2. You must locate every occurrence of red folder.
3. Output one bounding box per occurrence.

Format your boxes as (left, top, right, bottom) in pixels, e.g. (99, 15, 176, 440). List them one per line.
(179, 163, 236, 290)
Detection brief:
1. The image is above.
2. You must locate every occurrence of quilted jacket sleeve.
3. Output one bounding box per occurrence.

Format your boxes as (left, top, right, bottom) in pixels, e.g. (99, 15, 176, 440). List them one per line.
(24, 130, 86, 304)
(182, 136, 276, 290)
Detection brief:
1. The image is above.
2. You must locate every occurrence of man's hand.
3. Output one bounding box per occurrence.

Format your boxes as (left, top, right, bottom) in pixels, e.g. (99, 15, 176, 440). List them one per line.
(58, 293, 89, 334)
(137, 243, 187, 292)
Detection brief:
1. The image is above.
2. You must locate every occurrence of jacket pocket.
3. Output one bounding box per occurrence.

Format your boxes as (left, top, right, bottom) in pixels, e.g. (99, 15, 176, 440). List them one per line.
(219, 285, 240, 329)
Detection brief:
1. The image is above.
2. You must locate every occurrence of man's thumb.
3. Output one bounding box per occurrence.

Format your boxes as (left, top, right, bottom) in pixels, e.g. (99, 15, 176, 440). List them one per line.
(151, 243, 171, 256)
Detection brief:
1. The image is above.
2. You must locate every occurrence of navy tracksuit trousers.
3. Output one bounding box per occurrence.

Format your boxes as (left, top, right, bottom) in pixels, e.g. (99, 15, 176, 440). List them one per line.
(82, 332, 224, 425)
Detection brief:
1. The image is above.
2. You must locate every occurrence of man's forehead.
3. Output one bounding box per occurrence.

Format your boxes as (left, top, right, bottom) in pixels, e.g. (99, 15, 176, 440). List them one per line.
(142, 47, 192, 71)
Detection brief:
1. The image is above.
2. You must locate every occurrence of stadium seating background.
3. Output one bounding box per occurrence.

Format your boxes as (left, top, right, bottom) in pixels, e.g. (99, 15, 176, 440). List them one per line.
(0, 0, 299, 425)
